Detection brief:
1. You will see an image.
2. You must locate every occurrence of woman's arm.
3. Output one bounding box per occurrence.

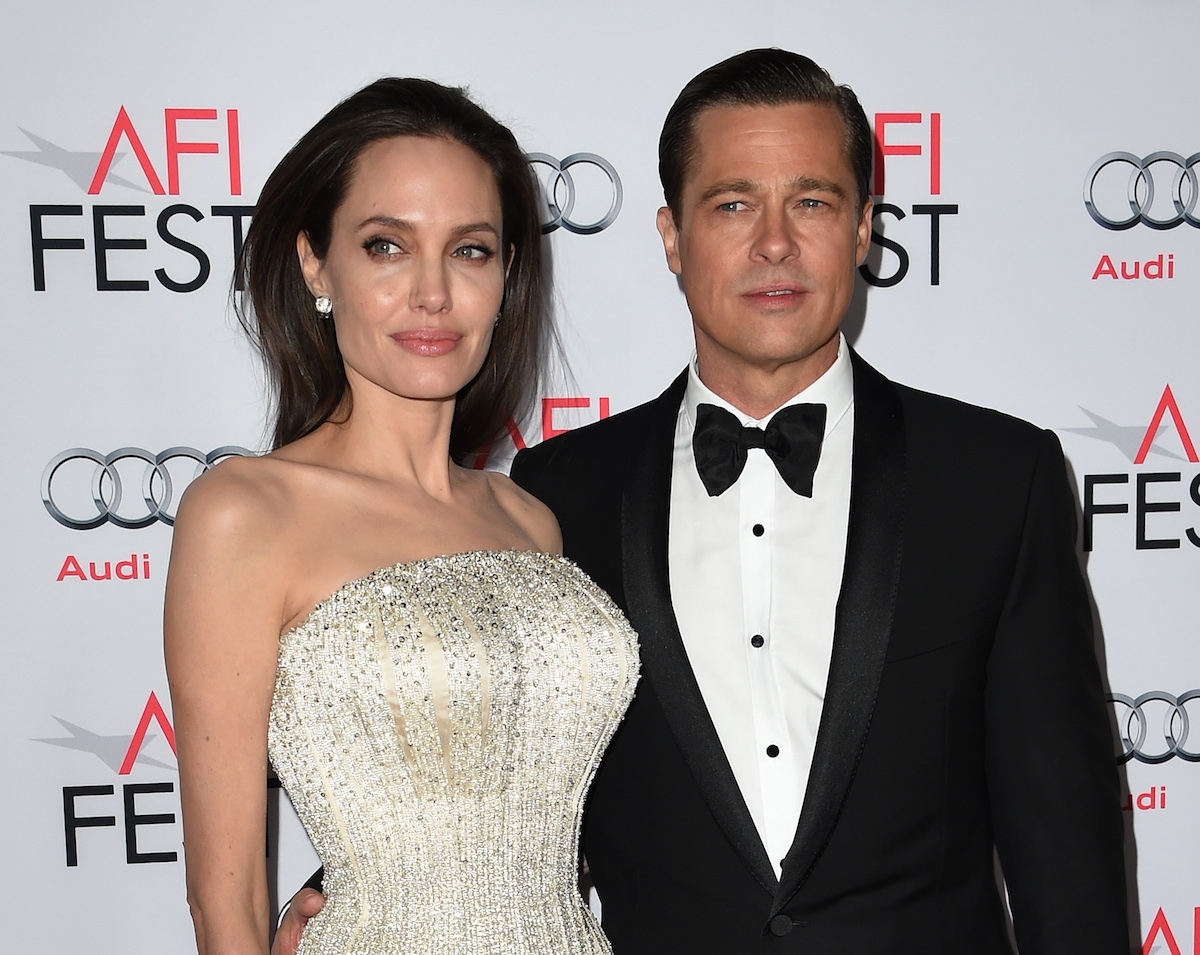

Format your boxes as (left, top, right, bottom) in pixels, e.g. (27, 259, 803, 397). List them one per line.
(164, 462, 290, 955)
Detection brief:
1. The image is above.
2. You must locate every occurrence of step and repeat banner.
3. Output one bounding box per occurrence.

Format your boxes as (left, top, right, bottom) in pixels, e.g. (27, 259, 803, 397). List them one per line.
(2, 2, 1196, 952)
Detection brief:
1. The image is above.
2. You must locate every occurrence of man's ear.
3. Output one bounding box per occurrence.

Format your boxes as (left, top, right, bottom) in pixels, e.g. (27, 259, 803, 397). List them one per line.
(854, 197, 874, 267)
(656, 206, 683, 277)
(296, 231, 327, 297)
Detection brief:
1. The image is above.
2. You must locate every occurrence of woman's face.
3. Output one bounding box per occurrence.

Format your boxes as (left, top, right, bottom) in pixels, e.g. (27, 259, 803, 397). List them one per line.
(299, 135, 506, 407)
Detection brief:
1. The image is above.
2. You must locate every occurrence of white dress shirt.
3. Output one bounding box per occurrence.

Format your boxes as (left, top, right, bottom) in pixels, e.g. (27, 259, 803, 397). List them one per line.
(668, 335, 854, 877)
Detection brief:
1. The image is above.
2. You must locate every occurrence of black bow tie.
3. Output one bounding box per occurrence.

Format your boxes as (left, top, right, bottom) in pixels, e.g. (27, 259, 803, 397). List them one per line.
(692, 402, 827, 498)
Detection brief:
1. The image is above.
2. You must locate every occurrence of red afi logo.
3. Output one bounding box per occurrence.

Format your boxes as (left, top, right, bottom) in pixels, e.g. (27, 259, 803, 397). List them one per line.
(118, 691, 176, 775)
(1142, 906, 1200, 955)
(469, 396, 611, 469)
(873, 112, 942, 196)
(1136, 385, 1198, 464)
(89, 106, 242, 195)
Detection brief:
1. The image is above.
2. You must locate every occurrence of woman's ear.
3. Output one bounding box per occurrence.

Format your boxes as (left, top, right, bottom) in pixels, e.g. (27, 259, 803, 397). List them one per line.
(296, 231, 327, 297)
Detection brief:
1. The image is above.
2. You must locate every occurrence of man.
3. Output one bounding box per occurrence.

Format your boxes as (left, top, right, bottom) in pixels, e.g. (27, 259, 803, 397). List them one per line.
(512, 49, 1128, 953)
(276, 49, 1128, 954)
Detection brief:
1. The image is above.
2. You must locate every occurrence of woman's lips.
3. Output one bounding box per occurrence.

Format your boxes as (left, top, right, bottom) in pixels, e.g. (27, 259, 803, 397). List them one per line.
(391, 328, 463, 356)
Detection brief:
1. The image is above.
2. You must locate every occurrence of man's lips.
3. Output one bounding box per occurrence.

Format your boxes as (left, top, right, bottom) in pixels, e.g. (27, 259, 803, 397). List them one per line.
(741, 284, 809, 306)
(391, 328, 463, 356)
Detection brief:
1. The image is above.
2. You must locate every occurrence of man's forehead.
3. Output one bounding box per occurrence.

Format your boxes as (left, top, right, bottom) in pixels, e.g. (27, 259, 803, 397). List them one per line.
(693, 101, 844, 144)
(686, 102, 851, 184)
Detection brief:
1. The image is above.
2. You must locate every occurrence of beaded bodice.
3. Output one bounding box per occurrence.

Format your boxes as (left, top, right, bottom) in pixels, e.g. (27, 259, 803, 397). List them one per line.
(267, 550, 638, 955)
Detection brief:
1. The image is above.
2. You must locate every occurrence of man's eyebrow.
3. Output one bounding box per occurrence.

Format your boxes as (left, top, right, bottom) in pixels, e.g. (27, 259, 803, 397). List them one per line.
(356, 215, 499, 238)
(696, 179, 759, 204)
(696, 176, 848, 205)
(787, 176, 848, 199)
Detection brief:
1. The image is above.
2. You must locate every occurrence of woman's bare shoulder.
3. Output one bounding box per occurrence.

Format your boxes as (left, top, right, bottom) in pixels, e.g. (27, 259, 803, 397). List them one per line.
(177, 453, 283, 522)
(171, 452, 321, 561)
(484, 469, 562, 555)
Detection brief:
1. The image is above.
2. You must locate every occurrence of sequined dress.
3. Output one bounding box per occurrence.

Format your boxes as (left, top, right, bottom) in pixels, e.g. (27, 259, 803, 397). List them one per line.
(267, 550, 639, 955)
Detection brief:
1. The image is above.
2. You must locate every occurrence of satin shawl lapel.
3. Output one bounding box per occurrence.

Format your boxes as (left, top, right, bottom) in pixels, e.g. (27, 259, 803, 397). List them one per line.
(772, 350, 907, 913)
(621, 370, 779, 893)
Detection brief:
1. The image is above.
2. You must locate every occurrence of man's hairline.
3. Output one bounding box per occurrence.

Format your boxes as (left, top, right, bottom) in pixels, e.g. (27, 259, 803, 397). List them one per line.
(668, 99, 867, 225)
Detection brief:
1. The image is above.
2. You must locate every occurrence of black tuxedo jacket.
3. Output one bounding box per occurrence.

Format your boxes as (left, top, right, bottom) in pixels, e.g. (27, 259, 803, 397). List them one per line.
(510, 351, 1128, 954)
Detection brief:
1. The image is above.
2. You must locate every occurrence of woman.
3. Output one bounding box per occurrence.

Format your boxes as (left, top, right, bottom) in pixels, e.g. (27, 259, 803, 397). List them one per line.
(164, 78, 638, 955)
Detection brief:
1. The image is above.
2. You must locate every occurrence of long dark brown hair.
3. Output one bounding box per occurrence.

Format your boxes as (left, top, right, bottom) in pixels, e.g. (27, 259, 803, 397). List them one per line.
(236, 77, 549, 461)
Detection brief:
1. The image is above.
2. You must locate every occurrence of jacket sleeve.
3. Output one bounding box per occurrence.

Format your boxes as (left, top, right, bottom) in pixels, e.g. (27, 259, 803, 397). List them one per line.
(984, 428, 1130, 954)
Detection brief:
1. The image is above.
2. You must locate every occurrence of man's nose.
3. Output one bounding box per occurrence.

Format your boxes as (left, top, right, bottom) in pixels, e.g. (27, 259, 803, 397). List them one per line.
(750, 206, 799, 263)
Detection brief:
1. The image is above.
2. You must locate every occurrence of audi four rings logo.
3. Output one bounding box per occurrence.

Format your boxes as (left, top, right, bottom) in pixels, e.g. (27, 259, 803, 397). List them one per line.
(1109, 691, 1200, 763)
(1085, 152, 1200, 230)
(527, 153, 622, 235)
(42, 447, 253, 529)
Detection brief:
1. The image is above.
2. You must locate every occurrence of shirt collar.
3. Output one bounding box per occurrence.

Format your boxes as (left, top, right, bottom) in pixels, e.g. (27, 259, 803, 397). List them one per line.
(682, 332, 854, 432)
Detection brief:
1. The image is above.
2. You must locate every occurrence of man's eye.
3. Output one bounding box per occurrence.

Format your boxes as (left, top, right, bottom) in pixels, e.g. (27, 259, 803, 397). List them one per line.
(717, 201, 746, 212)
(799, 198, 825, 209)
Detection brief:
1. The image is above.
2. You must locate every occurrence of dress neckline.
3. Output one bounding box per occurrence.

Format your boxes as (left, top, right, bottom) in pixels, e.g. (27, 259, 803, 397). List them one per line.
(282, 548, 567, 638)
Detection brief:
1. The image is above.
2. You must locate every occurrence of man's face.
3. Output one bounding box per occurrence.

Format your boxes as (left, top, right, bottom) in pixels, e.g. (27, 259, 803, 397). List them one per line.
(657, 102, 871, 389)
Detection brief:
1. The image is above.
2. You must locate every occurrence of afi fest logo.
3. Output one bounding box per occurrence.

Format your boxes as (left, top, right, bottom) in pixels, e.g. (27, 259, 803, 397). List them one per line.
(1141, 905, 1200, 955)
(1063, 385, 1200, 551)
(3, 105, 252, 293)
(4, 106, 623, 294)
(35, 692, 180, 866)
(860, 112, 959, 288)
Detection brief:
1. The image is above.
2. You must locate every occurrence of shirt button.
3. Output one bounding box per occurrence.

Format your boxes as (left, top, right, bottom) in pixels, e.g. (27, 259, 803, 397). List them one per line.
(752, 523, 765, 537)
(766, 744, 780, 758)
(751, 634, 764, 648)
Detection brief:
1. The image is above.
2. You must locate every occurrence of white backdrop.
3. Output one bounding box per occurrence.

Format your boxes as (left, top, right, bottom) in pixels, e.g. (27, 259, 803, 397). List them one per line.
(2, 2, 1197, 952)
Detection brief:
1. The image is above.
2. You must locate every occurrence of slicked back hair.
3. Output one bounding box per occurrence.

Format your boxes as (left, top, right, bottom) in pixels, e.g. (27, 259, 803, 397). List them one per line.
(659, 48, 872, 222)
(236, 77, 549, 462)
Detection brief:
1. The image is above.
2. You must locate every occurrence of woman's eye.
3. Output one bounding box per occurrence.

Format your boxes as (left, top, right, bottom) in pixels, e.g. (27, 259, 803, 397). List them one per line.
(454, 244, 495, 260)
(365, 238, 402, 256)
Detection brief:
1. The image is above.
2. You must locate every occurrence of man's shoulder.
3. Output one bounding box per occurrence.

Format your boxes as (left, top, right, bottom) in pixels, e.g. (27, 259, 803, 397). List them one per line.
(886, 376, 1060, 471)
(854, 353, 1056, 476)
(895, 380, 1042, 433)
(854, 348, 1037, 434)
